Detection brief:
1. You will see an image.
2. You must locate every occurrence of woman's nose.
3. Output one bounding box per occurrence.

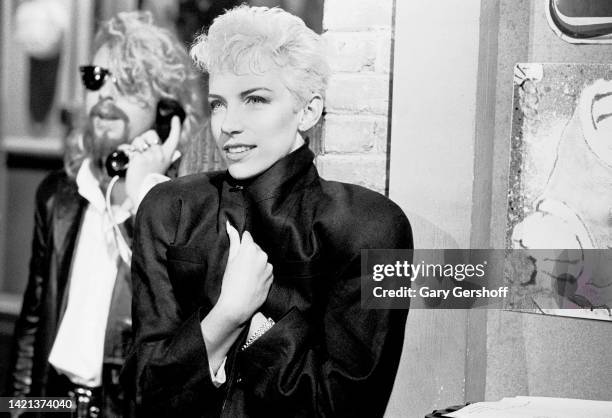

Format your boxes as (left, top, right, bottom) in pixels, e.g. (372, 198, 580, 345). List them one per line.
(220, 105, 244, 136)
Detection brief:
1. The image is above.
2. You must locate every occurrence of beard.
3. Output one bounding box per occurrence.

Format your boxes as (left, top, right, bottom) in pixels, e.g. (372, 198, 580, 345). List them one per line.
(84, 99, 130, 176)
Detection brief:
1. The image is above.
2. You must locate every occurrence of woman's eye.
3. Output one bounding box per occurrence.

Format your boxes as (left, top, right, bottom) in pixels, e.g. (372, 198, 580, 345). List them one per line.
(245, 95, 268, 105)
(209, 101, 223, 112)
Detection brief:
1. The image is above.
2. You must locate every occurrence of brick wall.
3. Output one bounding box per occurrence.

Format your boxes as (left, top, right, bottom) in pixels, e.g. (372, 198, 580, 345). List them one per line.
(317, 0, 394, 194)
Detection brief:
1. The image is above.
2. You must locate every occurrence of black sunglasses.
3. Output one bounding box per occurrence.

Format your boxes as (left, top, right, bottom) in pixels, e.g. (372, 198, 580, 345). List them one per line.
(79, 65, 117, 91)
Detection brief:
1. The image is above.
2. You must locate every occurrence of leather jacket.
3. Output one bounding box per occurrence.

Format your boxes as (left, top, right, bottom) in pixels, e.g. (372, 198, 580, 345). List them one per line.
(127, 144, 413, 417)
(5, 170, 133, 416)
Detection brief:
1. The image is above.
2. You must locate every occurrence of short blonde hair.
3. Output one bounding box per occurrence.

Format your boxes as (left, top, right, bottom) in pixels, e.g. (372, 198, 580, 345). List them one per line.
(190, 5, 330, 106)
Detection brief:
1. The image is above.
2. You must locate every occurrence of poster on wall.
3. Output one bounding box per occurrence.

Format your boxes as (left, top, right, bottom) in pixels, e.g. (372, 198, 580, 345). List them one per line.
(506, 63, 612, 322)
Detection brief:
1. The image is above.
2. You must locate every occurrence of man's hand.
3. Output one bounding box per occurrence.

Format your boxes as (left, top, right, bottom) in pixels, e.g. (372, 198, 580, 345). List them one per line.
(125, 116, 181, 204)
(216, 221, 274, 326)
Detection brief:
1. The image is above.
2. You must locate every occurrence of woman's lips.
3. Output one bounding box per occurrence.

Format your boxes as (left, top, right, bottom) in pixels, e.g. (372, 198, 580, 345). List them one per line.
(223, 144, 256, 161)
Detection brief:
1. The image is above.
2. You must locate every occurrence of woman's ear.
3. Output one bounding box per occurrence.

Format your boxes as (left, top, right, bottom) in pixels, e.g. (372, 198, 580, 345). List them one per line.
(298, 94, 324, 132)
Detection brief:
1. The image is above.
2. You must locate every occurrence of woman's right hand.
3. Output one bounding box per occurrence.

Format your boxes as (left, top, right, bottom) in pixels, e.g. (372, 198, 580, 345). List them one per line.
(216, 221, 273, 326)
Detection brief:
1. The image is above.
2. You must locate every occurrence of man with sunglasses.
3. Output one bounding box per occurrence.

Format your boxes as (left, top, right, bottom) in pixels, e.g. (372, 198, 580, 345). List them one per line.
(5, 12, 204, 418)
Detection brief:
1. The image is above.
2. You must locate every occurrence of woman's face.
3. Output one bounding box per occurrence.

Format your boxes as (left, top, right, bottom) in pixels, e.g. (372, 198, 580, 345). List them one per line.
(208, 68, 304, 180)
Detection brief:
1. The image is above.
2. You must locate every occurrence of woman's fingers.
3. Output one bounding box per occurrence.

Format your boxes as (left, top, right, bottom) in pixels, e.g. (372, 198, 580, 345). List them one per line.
(226, 221, 240, 261)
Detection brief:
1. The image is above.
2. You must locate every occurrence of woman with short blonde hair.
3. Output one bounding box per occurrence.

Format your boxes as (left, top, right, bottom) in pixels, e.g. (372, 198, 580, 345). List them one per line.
(130, 6, 412, 417)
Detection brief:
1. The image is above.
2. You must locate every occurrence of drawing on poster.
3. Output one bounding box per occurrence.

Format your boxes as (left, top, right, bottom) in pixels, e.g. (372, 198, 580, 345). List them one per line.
(506, 63, 612, 321)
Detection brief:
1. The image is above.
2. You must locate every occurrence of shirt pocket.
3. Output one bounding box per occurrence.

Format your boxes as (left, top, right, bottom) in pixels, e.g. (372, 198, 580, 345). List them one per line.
(263, 258, 325, 317)
(166, 245, 209, 316)
(273, 259, 323, 278)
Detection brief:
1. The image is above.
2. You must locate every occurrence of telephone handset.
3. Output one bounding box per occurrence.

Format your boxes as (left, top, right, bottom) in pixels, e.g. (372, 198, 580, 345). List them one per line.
(104, 98, 186, 178)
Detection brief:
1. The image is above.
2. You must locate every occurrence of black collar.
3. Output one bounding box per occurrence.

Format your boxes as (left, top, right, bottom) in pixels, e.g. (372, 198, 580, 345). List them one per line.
(224, 142, 315, 203)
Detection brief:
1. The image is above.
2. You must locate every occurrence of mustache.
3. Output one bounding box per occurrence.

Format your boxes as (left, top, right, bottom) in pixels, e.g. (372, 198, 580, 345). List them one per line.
(89, 99, 129, 122)
(83, 100, 131, 173)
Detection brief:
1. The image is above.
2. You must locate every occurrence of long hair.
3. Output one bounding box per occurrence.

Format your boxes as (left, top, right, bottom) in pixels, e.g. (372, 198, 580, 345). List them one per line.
(65, 11, 213, 177)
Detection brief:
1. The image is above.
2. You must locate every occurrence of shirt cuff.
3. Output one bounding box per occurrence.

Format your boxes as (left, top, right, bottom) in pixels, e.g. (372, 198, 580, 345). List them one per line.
(209, 357, 227, 388)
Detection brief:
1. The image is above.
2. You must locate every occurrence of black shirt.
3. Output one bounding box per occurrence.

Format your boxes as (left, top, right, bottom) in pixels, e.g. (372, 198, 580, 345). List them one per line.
(128, 144, 413, 417)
